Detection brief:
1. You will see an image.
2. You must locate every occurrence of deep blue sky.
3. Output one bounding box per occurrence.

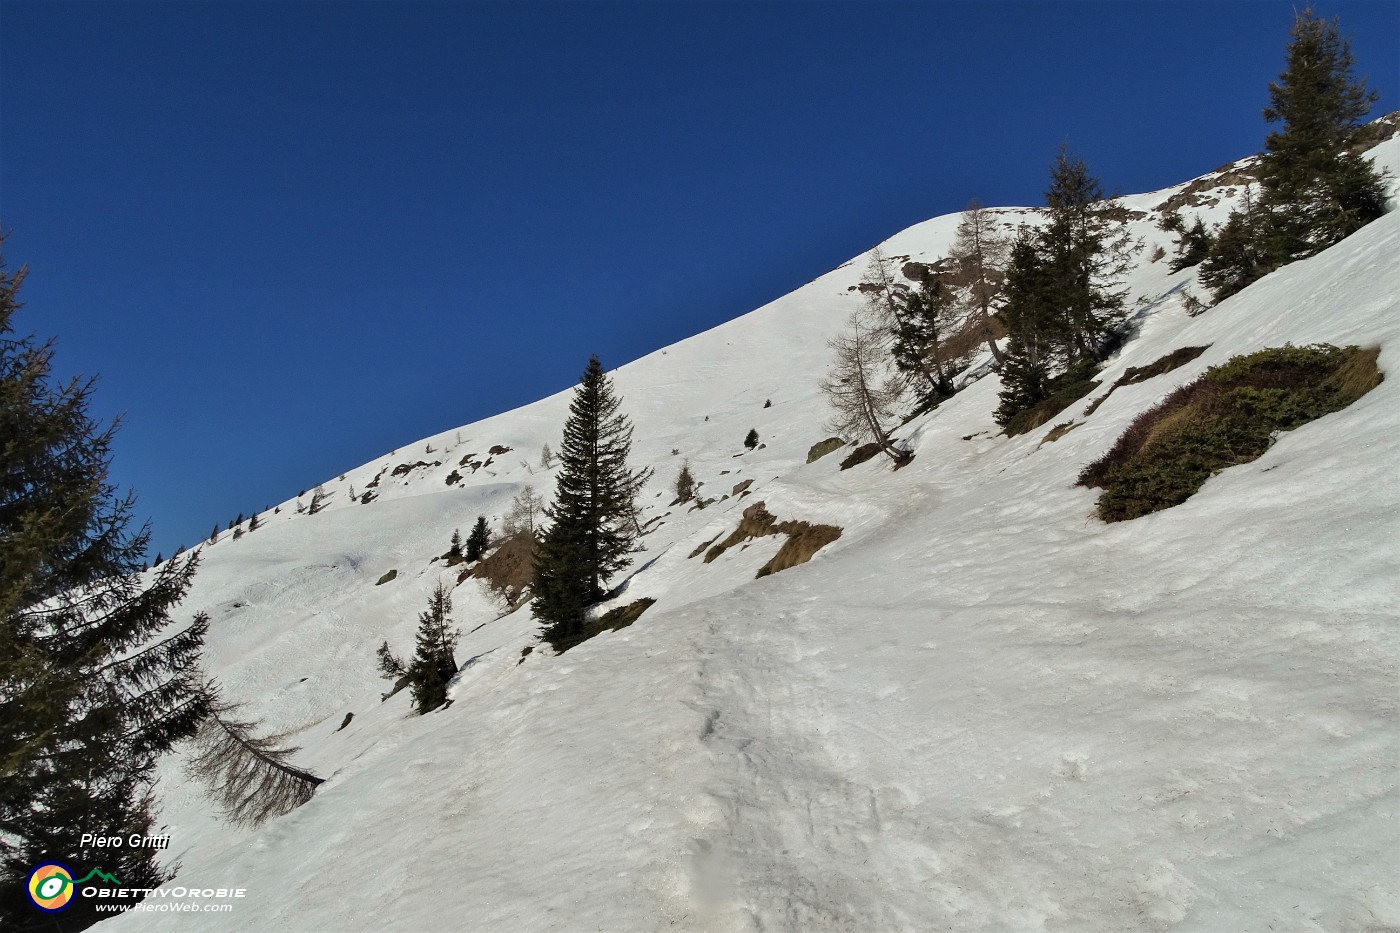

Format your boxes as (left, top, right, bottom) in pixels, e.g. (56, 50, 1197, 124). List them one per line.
(2, 1, 1397, 557)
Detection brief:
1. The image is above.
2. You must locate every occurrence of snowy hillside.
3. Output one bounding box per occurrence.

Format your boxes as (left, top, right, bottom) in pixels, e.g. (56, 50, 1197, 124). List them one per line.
(108, 133, 1400, 931)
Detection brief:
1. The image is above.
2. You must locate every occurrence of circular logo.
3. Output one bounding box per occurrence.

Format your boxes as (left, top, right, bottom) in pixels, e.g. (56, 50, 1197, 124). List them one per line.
(27, 862, 75, 912)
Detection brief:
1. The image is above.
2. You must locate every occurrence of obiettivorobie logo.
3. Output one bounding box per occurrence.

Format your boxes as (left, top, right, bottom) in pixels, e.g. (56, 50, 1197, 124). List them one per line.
(26, 862, 120, 912)
(26, 860, 246, 917)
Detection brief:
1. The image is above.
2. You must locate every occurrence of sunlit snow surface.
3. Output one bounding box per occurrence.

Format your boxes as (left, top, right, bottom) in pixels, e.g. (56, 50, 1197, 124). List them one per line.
(109, 138, 1399, 932)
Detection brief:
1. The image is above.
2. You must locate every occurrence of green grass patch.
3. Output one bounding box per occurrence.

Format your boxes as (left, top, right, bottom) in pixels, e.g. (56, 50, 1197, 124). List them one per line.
(1079, 344, 1381, 521)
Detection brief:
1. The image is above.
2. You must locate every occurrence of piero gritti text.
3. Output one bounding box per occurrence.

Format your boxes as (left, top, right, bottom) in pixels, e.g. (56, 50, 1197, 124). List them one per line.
(80, 832, 171, 850)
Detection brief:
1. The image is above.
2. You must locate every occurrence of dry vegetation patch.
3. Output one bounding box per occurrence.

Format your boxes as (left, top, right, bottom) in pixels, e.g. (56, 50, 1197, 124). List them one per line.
(1079, 344, 1381, 521)
(464, 531, 536, 607)
(703, 501, 842, 578)
(1039, 421, 1082, 445)
(1083, 345, 1211, 417)
(807, 437, 846, 463)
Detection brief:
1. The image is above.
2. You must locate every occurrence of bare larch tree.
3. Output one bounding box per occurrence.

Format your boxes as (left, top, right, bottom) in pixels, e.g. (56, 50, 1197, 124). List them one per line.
(187, 698, 324, 827)
(950, 198, 1009, 365)
(819, 305, 910, 465)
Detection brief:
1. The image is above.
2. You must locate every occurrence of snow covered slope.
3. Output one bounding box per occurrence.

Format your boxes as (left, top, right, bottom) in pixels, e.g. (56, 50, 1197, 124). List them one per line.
(108, 133, 1400, 931)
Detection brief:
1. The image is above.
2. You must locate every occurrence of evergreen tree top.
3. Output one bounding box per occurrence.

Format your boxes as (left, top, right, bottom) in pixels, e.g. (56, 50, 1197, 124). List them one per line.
(1045, 146, 1105, 213)
(1264, 9, 1378, 154)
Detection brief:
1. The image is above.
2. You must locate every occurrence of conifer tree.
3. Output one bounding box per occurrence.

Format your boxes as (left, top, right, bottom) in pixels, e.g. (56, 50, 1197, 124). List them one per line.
(744, 428, 759, 449)
(209, 523, 219, 545)
(994, 228, 1057, 425)
(307, 485, 329, 515)
(465, 515, 490, 562)
(995, 150, 1131, 427)
(673, 461, 696, 504)
(248, 512, 260, 532)
(1201, 9, 1387, 300)
(448, 529, 463, 560)
(376, 583, 459, 714)
(1259, 9, 1386, 244)
(1199, 187, 1278, 300)
(858, 246, 906, 324)
(891, 272, 952, 401)
(1160, 213, 1214, 272)
(532, 356, 652, 649)
(1038, 147, 1131, 362)
(0, 244, 209, 929)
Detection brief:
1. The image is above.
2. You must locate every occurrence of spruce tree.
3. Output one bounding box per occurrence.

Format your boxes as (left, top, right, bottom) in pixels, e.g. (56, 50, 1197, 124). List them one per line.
(465, 515, 490, 562)
(994, 228, 1057, 425)
(673, 461, 696, 504)
(1259, 10, 1386, 245)
(448, 529, 463, 560)
(407, 583, 458, 713)
(1200, 189, 1278, 300)
(1160, 212, 1215, 273)
(375, 583, 459, 714)
(1202, 9, 1386, 301)
(1038, 147, 1130, 362)
(891, 272, 951, 401)
(0, 244, 210, 930)
(532, 356, 652, 649)
(995, 151, 1130, 427)
(1168, 216, 1213, 272)
(744, 428, 759, 449)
